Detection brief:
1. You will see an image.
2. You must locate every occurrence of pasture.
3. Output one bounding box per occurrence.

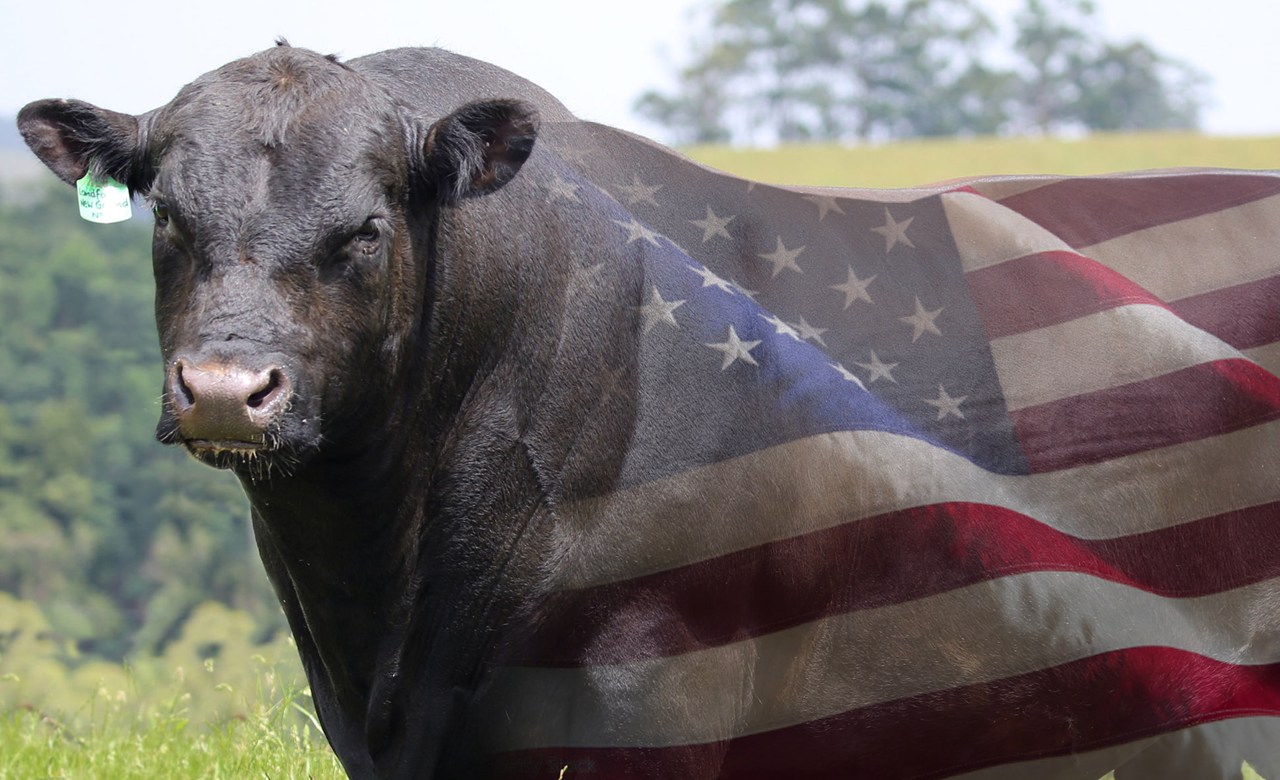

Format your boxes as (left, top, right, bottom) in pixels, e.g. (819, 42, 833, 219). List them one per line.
(686, 131, 1280, 188)
(3, 130, 1277, 775)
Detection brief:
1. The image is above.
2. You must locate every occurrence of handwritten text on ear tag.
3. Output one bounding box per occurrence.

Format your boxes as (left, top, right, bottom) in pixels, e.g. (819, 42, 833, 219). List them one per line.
(76, 174, 132, 223)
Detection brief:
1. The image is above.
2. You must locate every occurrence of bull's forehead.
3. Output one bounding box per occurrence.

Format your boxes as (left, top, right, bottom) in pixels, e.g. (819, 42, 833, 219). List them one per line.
(150, 48, 406, 251)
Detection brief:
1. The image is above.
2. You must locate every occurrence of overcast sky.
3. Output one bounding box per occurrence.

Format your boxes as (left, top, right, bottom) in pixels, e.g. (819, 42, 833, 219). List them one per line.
(3, 0, 1276, 142)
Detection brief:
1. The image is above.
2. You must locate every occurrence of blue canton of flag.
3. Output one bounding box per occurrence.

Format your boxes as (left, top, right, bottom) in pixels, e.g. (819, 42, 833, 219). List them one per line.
(542, 141, 1027, 488)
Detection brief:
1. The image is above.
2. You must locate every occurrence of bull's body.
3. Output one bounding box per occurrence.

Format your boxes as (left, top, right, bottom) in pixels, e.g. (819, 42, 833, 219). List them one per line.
(19, 44, 1280, 779)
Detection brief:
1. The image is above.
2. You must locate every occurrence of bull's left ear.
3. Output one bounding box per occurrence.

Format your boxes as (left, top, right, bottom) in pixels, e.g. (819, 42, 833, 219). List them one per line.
(420, 99, 539, 203)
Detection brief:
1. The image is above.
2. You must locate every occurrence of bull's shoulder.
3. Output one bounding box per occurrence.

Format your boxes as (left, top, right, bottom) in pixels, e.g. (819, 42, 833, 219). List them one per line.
(350, 47, 577, 123)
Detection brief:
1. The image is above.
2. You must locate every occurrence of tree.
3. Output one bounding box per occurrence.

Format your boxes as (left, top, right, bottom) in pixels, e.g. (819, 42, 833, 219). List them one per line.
(1073, 41, 1206, 132)
(635, 0, 1210, 145)
(635, 0, 1003, 144)
(0, 181, 284, 662)
(1009, 0, 1206, 134)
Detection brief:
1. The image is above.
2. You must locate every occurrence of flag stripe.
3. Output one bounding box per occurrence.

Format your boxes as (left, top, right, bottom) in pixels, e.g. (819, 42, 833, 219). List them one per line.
(1247, 341, 1280, 376)
(971, 252, 1280, 349)
(988, 304, 1246, 412)
(556, 423, 1280, 590)
(946, 190, 1280, 304)
(488, 575, 1280, 750)
(1173, 273, 1280, 351)
(943, 190, 1073, 272)
(967, 249, 1161, 339)
(517, 498, 1280, 666)
(1076, 193, 1280, 301)
(1010, 358, 1280, 472)
(994, 173, 1280, 248)
(492, 650, 1280, 780)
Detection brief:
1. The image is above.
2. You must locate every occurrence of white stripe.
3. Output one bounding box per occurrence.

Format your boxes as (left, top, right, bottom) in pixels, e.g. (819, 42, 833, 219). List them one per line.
(989, 303, 1243, 411)
(1245, 341, 1280, 377)
(483, 575, 1280, 750)
(1081, 193, 1280, 302)
(943, 190, 1074, 272)
(554, 422, 1280, 590)
(947, 185, 1280, 306)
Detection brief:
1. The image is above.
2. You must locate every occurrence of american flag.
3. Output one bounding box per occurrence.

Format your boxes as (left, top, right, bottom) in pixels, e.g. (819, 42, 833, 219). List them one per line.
(483, 121, 1280, 779)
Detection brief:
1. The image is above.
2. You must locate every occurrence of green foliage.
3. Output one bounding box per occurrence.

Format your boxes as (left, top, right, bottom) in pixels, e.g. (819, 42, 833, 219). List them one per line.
(0, 180, 285, 664)
(636, 0, 1209, 144)
(0, 597, 341, 778)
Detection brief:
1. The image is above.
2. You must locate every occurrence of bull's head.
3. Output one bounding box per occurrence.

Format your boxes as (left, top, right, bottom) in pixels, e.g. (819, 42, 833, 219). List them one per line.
(18, 45, 538, 481)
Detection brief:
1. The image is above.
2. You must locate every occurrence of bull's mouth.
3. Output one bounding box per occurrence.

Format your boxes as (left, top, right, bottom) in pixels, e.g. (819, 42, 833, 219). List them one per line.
(183, 436, 282, 477)
(186, 437, 267, 454)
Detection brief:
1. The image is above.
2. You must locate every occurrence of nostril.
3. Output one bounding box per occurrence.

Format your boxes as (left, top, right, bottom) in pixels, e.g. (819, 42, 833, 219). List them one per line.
(174, 361, 196, 407)
(247, 369, 283, 409)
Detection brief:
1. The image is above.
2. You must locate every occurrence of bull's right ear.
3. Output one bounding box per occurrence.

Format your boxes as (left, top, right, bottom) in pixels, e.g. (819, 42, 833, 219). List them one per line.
(418, 99, 539, 204)
(17, 99, 149, 190)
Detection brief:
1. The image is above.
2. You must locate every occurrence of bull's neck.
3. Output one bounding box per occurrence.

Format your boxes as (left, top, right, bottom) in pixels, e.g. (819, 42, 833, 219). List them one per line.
(242, 418, 553, 774)
(240, 187, 642, 776)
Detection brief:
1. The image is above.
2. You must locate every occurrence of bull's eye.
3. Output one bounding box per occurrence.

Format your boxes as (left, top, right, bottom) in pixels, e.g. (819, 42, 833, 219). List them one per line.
(152, 202, 170, 227)
(352, 220, 381, 254)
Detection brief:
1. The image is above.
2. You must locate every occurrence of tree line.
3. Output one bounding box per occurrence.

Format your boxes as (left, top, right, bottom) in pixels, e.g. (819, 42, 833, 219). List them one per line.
(0, 182, 285, 663)
(636, 0, 1208, 145)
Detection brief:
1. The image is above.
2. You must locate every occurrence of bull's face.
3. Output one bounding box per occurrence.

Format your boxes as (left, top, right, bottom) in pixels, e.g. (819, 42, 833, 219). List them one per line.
(18, 46, 537, 480)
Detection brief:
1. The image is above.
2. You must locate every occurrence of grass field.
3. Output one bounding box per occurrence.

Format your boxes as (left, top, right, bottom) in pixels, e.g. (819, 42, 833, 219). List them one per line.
(685, 131, 1280, 188)
(3, 129, 1277, 777)
(0, 705, 344, 780)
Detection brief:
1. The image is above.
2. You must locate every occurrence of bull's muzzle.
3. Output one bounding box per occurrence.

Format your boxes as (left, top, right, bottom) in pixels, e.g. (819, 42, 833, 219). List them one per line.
(168, 358, 292, 448)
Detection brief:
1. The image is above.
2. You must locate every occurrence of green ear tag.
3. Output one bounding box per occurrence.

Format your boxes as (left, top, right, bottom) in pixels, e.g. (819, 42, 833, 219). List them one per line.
(75, 174, 132, 223)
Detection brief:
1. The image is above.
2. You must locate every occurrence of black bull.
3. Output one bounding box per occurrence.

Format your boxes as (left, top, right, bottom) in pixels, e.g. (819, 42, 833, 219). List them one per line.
(19, 43, 1280, 779)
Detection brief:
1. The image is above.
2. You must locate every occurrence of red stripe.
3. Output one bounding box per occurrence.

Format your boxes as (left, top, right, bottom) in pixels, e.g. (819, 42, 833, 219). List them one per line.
(966, 250, 1161, 339)
(1010, 358, 1280, 473)
(1173, 274, 1280, 351)
(967, 249, 1280, 349)
(492, 649, 1280, 779)
(508, 498, 1280, 667)
(996, 173, 1280, 248)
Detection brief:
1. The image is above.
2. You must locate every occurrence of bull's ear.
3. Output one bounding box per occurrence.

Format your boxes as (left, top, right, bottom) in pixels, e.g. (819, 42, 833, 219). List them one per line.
(420, 99, 538, 203)
(17, 99, 148, 189)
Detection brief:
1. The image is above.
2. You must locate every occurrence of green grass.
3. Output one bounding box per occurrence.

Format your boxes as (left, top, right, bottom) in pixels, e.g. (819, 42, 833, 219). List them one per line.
(0, 684, 344, 780)
(0, 705, 344, 780)
(1, 596, 343, 778)
(684, 131, 1280, 188)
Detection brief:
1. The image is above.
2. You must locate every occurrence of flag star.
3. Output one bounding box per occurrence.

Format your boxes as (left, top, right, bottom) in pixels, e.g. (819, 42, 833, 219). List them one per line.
(705, 325, 761, 370)
(614, 217, 662, 247)
(830, 267, 876, 309)
(759, 236, 805, 277)
(899, 297, 943, 342)
(759, 312, 802, 341)
(854, 350, 898, 384)
(546, 174, 581, 203)
(924, 385, 967, 420)
(618, 175, 663, 207)
(829, 362, 867, 390)
(791, 316, 828, 346)
(637, 286, 685, 333)
(688, 264, 736, 294)
(690, 205, 735, 242)
(871, 207, 915, 252)
(804, 195, 846, 221)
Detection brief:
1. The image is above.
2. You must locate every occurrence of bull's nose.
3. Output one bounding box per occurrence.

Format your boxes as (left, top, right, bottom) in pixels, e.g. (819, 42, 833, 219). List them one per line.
(169, 358, 291, 443)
